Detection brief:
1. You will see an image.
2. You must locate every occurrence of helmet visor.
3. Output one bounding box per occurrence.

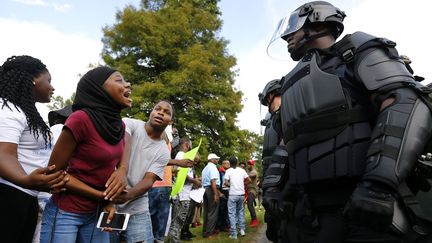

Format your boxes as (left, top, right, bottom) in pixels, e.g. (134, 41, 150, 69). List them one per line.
(267, 10, 307, 60)
(275, 10, 307, 40)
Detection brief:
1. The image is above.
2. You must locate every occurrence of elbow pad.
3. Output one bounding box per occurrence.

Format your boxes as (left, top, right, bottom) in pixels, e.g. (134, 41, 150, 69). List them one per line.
(363, 88, 432, 190)
(262, 146, 289, 190)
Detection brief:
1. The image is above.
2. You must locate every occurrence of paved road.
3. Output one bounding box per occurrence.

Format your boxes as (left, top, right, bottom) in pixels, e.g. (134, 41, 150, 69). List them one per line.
(252, 223, 272, 243)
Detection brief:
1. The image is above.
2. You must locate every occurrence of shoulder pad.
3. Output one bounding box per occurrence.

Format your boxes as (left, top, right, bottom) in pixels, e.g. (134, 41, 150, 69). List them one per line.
(335, 32, 398, 62)
(350, 31, 377, 49)
(355, 48, 414, 91)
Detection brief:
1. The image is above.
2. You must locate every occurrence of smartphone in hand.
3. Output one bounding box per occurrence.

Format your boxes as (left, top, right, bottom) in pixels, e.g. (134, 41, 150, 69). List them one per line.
(96, 212, 130, 231)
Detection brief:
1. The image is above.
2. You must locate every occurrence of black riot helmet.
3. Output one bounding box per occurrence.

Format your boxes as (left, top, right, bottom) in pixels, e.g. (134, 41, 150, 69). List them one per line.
(258, 79, 282, 106)
(270, 1, 346, 61)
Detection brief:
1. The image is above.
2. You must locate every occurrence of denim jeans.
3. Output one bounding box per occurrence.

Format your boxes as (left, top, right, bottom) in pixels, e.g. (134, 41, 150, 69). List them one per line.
(40, 198, 109, 243)
(110, 211, 153, 243)
(148, 187, 170, 241)
(227, 195, 245, 237)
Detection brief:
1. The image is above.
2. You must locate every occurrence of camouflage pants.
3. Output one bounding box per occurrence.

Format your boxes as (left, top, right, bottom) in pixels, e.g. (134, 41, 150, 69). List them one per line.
(168, 199, 190, 243)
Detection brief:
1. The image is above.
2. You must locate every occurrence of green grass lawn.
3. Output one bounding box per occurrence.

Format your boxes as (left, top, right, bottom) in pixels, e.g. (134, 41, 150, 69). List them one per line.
(187, 206, 265, 243)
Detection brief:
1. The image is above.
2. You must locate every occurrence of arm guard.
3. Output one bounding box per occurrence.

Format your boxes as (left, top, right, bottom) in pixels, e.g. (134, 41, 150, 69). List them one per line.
(262, 145, 289, 190)
(355, 48, 432, 190)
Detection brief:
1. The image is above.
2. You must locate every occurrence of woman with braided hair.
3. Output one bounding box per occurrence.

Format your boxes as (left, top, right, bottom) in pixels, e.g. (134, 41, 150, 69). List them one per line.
(0, 55, 66, 243)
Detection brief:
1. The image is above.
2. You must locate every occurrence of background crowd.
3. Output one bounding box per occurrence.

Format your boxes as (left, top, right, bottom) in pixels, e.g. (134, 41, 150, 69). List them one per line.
(0, 55, 263, 243)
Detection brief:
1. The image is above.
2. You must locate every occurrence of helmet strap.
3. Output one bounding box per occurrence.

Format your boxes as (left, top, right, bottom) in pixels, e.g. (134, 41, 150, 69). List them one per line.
(290, 28, 333, 61)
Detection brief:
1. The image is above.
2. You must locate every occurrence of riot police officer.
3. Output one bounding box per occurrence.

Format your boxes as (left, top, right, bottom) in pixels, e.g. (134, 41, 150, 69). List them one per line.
(260, 79, 301, 243)
(264, 1, 432, 242)
(259, 79, 283, 241)
(259, 79, 282, 176)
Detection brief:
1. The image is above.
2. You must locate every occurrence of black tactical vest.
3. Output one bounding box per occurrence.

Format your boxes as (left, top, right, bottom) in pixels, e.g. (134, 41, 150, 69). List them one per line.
(280, 49, 373, 185)
(262, 117, 280, 173)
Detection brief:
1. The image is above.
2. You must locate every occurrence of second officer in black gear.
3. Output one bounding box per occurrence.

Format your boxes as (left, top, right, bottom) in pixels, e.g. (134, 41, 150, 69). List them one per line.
(265, 1, 432, 242)
(259, 79, 283, 241)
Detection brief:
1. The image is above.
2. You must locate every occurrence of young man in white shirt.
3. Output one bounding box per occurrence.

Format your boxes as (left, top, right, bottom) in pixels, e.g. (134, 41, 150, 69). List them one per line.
(224, 156, 251, 239)
(168, 138, 201, 242)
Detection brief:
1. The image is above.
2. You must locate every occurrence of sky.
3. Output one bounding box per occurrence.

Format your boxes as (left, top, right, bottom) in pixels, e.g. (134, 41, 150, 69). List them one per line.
(0, 0, 430, 135)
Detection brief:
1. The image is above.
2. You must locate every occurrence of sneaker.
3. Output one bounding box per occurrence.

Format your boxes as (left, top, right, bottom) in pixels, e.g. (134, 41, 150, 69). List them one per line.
(186, 231, 196, 238)
(229, 235, 238, 240)
(249, 219, 259, 227)
(180, 235, 192, 241)
(240, 229, 246, 237)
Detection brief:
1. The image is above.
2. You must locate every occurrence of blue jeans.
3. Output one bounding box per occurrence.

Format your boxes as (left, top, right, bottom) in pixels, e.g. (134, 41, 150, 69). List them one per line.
(228, 195, 245, 237)
(40, 198, 109, 243)
(148, 187, 170, 241)
(110, 211, 153, 243)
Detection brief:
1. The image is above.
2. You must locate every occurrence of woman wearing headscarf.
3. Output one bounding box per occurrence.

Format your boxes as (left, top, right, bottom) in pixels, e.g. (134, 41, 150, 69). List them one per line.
(0, 55, 66, 243)
(40, 66, 132, 243)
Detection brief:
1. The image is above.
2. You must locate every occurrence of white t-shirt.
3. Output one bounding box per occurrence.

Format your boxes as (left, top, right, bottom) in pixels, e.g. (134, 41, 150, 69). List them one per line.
(224, 167, 248, 196)
(0, 101, 51, 196)
(116, 118, 170, 215)
(50, 123, 64, 146)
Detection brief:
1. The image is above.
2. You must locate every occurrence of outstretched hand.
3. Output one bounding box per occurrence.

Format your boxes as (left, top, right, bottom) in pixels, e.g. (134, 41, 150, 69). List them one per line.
(26, 165, 69, 192)
(177, 159, 194, 168)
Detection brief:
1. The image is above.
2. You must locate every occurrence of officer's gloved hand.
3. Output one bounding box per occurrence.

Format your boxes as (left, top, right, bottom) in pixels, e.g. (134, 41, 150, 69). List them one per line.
(265, 212, 279, 242)
(263, 187, 283, 215)
(346, 180, 395, 229)
(263, 187, 283, 241)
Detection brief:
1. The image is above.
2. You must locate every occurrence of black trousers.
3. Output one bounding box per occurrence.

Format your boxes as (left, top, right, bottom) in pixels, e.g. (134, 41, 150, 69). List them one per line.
(203, 188, 219, 237)
(216, 189, 229, 230)
(182, 199, 196, 234)
(0, 183, 39, 243)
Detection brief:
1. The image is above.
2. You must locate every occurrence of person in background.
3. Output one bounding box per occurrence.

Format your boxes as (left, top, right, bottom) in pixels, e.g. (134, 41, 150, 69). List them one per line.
(180, 154, 202, 241)
(148, 126, 193, 243)
(246, 159, 259, 227)
(238, 162, 248, 203)
(170, 127, 180, 159)
(239, 162, 246, 170)
(191, 202, 203, 228)
(224, 156, 250, 239)
(0, 55, 66, 243)
(48, 105, 73, 145)
(201, 153, 221, 238)
(216, 159, 231, 232)
(33, 105, 73, 243)
(168, 137, 201, 243)
(40, 66, 132, 243)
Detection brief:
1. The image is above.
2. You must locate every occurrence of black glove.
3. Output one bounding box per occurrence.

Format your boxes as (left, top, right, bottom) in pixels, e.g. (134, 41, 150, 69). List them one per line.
(263, 187, 284, 215)
(265, 212, 279, 242)
(346, 181, 395, 229)
(263, 187, 282, 242)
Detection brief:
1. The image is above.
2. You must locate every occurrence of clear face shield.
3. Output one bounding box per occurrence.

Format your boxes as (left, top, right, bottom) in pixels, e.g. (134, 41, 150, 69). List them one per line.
(267, 10, 307, 61)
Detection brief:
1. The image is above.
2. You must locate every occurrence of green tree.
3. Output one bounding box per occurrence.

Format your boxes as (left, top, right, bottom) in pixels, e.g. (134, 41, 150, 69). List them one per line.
(102, 0, 257, 159)
(47, 92, 75, 111)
